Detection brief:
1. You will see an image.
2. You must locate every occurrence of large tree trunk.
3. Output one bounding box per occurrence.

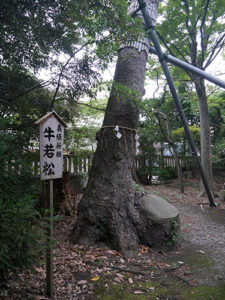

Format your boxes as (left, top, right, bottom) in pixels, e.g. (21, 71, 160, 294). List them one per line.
(194, 77, 214, 197)
(72, 47, 147, 256)
(71, 0, 179, 256)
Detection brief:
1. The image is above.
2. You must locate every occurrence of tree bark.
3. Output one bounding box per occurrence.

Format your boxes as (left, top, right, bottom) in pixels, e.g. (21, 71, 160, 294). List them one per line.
(54, 171, 76, 216)
(71, 48, 147, 256)
(193, 77, 214, 197)
(71, 0, 164, 256)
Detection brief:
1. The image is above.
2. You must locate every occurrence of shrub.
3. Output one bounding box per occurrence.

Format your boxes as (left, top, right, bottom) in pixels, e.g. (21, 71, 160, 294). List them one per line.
(0, 119, 45, 285)
(136, 167, 151, 185)
(158, 166, 177, 181)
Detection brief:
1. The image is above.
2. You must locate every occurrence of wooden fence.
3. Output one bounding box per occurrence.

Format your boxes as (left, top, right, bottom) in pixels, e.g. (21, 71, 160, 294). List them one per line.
(63, 154, 93, 175)
(29, 154, 195, 178)
(163, 156, 195, 169)
(135, 155, 195, 171)
(31, 154, 93, 178)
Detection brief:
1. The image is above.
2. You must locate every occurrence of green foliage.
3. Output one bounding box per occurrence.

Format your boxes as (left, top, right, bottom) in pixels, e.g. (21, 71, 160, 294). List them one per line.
(172, 126, 201, 154)
(209, 91, 225, 141)
(66, 125, 98, 154)
(135, 109, 159, 184)
(167, 219, 182, 247)
(132, 181, 144, 192)
(156, 0, 225, 184)
(0, 66, 52, 147)
(0, 0, 145, 148)
(65, 98, 106, 155)
(207, 92, 225, 171)
(0, 65, 80, 148)
(158, 0, 225, 69)
(0, 119, 45, 284)
(0, 0, 144, 71)
(136, 166, 152, 185)
(172, 126, 200, 140)
(157, 166, 177, 181)
(111, 82, 140, 104)
(70, 0, 144, 66)
(0, 0, 79, 69)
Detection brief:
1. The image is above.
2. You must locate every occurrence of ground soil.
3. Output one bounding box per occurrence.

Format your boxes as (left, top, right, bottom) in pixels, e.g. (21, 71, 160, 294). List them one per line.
(1, 178, 225, 299)
(144, 179, 225, 285)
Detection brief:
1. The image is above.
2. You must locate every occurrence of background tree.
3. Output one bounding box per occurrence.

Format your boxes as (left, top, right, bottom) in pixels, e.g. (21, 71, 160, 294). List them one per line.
(0, 0, 146, 280)
(208, 91, 225, 172)
(0, 0, 144, 143)
(157, 0, 225, 195)
(155, 110, 184, 193)
(134, 91, 189, 189)
(136, 118, 158, 185)
(65, 98, 106, 154)
(0, 0, 141, 70)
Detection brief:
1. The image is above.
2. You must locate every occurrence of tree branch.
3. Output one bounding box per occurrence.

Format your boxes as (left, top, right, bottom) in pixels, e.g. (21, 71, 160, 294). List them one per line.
(191, 14, 202, 35)
(204, 34, 225, 69)
(0, 79, 52, 102)
(76, 101, 106, 112)
(182, 0, 192, 36)
(154, 111, 173, 145)
(199, 0, 211, 65)
(156, 31, 190, 62)
(153, 69, 160, 100)
(50, 40, 94, 110)
(207, 86, 220, 99)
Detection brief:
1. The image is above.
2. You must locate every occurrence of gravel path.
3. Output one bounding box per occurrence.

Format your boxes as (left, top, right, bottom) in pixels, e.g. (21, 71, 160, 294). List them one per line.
(163, 202, 225, 285)
(144, 181, 225, 286)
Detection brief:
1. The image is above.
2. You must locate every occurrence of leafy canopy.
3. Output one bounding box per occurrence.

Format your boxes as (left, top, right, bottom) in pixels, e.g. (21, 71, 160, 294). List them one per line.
(158, 0, 225, 69)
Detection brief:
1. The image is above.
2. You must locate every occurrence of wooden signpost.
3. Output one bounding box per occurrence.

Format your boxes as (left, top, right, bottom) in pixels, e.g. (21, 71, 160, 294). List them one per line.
(36, 110, 67, 298)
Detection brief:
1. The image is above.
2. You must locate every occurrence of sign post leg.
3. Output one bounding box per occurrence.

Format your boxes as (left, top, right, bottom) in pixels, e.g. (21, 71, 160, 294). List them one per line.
(44, 180, 54, 298)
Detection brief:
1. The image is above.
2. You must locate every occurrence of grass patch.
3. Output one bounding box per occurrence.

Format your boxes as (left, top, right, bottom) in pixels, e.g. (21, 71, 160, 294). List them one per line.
(91, 279, 225, 300)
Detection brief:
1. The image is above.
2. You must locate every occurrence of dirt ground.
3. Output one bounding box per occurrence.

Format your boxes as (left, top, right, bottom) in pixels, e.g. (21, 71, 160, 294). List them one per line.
(1, 178, 225, 299)
(144, 180, 225, 285)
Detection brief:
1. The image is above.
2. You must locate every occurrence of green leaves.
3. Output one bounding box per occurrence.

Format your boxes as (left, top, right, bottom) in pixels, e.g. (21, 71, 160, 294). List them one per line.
(157, 0, 225, 68)
(0, 119, 45, 284)
(0, 0, 78, 69)
(68, 0, 143, 65)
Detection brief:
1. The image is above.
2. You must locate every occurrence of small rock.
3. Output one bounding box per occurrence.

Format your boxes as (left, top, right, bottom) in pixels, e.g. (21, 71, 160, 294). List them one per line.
(128, 278, 134, 284)
(133, 290, 144, 294)
(77, 280, 87, 285)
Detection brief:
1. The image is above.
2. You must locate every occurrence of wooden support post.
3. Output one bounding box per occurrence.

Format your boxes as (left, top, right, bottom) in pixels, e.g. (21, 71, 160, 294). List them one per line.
(36, 111, 67, 298)
(44, 180, 54, 298)
(69, 156, 72, 174)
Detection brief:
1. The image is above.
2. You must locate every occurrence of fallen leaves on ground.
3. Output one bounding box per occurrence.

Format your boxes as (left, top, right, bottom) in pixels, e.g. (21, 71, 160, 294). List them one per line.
(1, 178, 219, 299)
(0, 238, 196, 299)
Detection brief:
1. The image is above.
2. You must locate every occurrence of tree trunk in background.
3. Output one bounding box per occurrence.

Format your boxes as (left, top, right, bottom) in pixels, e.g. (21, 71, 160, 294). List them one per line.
(194, 77, 214, 197)
(71, 0, 161, 256)
(156, 0, 224, 199)
(173, 146, 184, 194)
(155, 111, 184, 194)
(54, 171, 76, 216)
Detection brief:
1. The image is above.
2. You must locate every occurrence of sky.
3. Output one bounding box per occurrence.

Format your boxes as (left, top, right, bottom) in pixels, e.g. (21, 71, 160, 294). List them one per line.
(38, 48, 225, 102)
(100, 52, 225, 99)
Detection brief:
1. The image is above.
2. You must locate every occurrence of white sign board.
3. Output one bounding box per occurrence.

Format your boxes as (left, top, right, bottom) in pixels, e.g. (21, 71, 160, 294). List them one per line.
(36, 111, 66, 180)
